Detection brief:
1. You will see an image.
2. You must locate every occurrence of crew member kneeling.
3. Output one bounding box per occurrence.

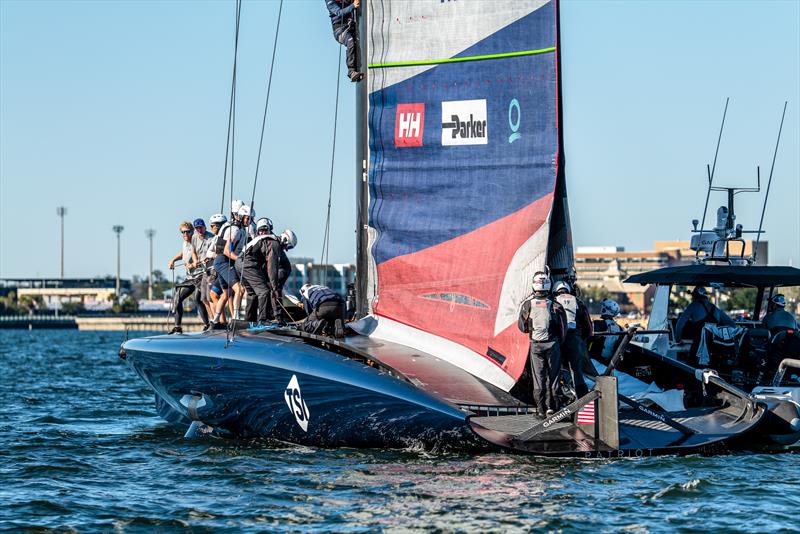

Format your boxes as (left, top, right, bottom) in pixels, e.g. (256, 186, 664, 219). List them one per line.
(518, 271, 567, 416)
(300, 284, 345, 338)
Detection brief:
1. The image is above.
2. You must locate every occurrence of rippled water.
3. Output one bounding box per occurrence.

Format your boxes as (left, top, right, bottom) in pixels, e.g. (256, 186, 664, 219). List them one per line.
(1, 330, 798, 532)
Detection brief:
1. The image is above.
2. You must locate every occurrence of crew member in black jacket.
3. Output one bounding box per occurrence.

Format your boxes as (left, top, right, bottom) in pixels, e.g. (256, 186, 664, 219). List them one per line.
(325, 0, 362, 82)
(241, 218, 284, 323)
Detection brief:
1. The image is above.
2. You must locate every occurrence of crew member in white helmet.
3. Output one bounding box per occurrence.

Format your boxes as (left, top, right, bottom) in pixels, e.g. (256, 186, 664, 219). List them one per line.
(518, 271, 567, 416)
(553, 281, 593, 398)
(594, 298, 623, 361)
(241, 217, 284, 323)
(277, 230, 297, 298)
(762, 294, 798, 335)
(209, 203, 248, 327)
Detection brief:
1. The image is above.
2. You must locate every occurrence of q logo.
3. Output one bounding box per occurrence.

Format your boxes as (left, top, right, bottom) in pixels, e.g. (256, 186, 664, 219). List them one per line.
(508, 98, 521, 144)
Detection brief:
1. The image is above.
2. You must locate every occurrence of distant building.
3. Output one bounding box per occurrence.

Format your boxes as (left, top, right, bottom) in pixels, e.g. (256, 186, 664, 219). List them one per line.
(574, 241, 768, 313)
(0, 277, 131, 310)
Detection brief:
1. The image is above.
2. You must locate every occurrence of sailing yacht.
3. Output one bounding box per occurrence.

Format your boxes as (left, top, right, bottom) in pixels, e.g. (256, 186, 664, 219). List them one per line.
(120, 0, 765, 457)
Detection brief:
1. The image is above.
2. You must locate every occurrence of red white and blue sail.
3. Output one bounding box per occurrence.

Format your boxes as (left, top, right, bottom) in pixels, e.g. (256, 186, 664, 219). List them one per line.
(364, 0, 567, 391)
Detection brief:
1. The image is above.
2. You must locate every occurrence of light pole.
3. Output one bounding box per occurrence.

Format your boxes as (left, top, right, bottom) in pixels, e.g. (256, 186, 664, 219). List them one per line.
(145, 229, 156, 300)
(57, 206, 67, 278)
(112, 225, 124, 297)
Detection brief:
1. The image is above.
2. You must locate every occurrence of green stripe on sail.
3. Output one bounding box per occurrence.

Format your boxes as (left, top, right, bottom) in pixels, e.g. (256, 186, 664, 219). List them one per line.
(368, 47, 556, 69)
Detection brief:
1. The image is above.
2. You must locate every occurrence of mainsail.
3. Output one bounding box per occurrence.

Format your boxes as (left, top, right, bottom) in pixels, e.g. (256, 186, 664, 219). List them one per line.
(360, 0, 570, 391)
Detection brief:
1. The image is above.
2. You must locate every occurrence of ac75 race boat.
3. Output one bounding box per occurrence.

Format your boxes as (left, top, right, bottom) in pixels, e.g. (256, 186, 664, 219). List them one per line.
(121, 0, 768, 457)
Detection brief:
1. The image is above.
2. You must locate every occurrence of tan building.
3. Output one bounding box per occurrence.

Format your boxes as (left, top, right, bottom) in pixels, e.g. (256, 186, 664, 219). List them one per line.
(574, 241, 768, 313)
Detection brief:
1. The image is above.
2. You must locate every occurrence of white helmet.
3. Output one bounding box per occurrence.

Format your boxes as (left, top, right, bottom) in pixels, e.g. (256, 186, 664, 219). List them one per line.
(231, 199, 244, 214)
(209, 213, 227, 225)
(237, 204, 252, 218)
(532, 271, 551, 294)
(300, 283, 312, 298)
(255, 217, 273, 232)
(771, 294, 786, 308)
(280, 229, 297, 249)
(600, 298, 620, 318)
(553, 281, 571, 294)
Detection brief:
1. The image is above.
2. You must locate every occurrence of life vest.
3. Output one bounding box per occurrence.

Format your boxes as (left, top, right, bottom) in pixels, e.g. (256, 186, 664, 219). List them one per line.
(556, 293, 578, 330)
(529, 298, 554, 342)
(600, 318, 623, 359)
(214, 221, 242, 255)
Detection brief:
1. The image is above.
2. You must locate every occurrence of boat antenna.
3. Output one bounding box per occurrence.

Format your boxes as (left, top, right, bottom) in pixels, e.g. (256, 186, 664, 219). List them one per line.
(320, 47, 343, 285)
(248, 0, 284, 215)
(696, 97, 729, 257)
(753, 101, 788, 264)
(220, 0, 242, 213)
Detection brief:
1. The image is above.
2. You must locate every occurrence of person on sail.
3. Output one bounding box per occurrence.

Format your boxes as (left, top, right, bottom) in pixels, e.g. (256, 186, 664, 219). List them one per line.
(553, 281, 593, 399)
(325, 0, 362, 82)
(762, 294, 798, 336)
(518, 271, 567, 416)
(299, 284, 345, 337)
(591, 298, 624, 361)
(209, 204, 249, 327)
(240, 217, 285, 323)
(168, 221, 207, 333)
(674, 287, 734, 354)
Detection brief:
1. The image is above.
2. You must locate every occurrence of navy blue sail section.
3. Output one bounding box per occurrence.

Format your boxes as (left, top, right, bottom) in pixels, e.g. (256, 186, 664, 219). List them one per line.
(368, 4, 556, 264)
(366, 0, 561, 389)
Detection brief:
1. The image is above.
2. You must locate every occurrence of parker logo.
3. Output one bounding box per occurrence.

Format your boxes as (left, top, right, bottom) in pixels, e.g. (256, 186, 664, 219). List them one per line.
(441, 99, 488, 146)
(284, 374, 310, 432)
(394, 103, 425, 147)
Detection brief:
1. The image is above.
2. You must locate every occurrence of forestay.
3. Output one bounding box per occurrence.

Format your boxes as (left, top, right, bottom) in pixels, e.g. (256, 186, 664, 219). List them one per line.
(362, 0, 570, 391)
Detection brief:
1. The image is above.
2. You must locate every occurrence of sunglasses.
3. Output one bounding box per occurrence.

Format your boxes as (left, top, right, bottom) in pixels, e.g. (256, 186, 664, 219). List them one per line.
(181, 230, 192, 235)
(194, 225, 205, 230)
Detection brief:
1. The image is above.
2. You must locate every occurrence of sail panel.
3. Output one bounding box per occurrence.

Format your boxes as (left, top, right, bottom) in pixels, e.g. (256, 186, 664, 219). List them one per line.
(366, 0, 561, 390)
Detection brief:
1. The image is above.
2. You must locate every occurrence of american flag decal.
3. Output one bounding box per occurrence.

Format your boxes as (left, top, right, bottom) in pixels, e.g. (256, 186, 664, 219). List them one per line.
(577, 400, 595, 425)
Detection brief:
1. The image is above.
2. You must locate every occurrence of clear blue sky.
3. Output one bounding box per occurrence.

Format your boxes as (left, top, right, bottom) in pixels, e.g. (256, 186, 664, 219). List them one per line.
(1, 0, 798, 280)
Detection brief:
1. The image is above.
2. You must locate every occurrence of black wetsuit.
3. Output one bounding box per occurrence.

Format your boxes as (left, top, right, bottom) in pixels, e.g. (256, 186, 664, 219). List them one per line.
(241, 235, 284, 322)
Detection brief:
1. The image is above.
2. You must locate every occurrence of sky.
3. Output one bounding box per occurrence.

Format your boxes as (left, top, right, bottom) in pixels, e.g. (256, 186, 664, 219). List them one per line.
(1, 0, 798, 280)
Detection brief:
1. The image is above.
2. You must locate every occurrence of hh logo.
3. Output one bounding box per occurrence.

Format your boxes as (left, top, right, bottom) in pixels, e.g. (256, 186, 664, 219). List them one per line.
(441, 99, 488, 146)
(284, 374, 310, 432)
(394, 103, 425, 147)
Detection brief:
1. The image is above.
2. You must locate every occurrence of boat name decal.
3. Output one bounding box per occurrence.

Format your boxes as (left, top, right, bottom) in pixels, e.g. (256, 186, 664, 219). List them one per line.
(284, 374, 310, 432)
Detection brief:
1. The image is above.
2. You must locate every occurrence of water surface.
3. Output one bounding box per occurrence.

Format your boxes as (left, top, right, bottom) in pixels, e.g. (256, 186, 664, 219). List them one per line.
(0, 330, 797, 532)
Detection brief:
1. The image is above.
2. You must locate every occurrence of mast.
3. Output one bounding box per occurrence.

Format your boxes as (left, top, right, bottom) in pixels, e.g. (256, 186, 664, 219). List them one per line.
(546, 0, 573, 281)
(355, 6, 369, 318)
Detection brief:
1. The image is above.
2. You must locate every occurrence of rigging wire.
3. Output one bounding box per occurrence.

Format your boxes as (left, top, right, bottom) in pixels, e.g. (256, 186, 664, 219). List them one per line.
(220, 0, 242, 213)
(248, 0, 284, 214)
(320, 46, 343, 286)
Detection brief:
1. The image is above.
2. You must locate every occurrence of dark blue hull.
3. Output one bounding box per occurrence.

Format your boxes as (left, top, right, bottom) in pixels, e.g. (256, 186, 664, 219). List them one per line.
(122, 330, 482, 449)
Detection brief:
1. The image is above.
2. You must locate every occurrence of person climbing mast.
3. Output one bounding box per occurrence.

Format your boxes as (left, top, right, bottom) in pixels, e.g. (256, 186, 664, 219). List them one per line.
(325, 0, 362, 82)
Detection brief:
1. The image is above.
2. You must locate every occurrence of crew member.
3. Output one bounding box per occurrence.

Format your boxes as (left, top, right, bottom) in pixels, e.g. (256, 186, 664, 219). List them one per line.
(299, 284, 345, 337)
(241, 218, 284, 323)
(553, 281, 593, 398)
(191, 218, 214, 324)
(325, 0, 362, 82)
(594, 298, 624, 361)
(168, 221, 205, 333)
(210, 203, 247, 327)
(277, 229, 297, 295)
(762, 294, 798, 335)
(674, 287, 734, 353)
(518, 271, 567, 416)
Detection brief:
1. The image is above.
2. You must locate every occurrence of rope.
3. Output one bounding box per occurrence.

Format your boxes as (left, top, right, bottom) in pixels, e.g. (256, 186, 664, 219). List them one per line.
(249, 0, 284, 214)
(320, 47, 343, 286)
(220, 0, 242, 214)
